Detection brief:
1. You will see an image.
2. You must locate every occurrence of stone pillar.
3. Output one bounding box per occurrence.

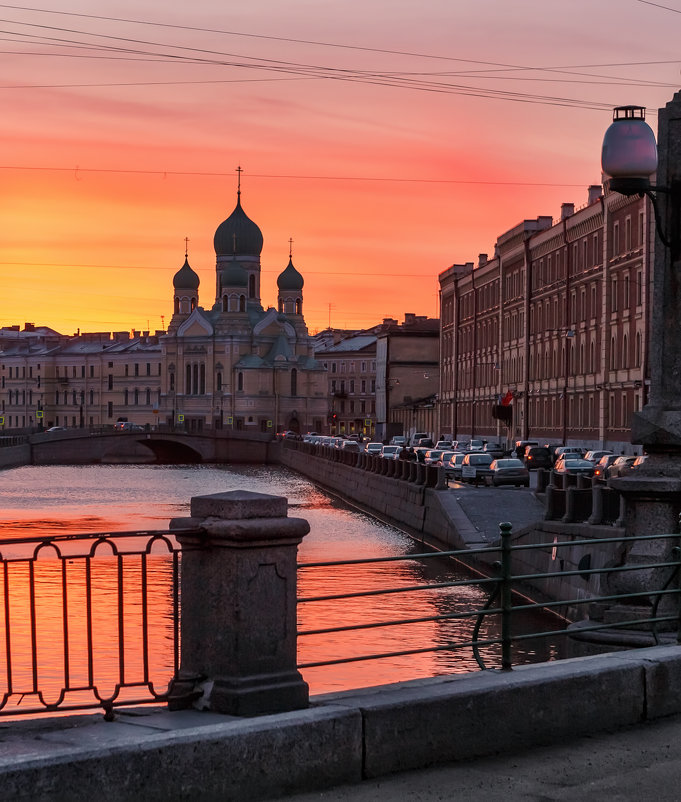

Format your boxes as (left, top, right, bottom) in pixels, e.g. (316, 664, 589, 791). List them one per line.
(168, 490, 310, 716)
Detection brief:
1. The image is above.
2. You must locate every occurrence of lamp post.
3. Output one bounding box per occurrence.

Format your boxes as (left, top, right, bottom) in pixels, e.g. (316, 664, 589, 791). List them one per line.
(602, 100, 681, 462)
(593, 94, 681, 639)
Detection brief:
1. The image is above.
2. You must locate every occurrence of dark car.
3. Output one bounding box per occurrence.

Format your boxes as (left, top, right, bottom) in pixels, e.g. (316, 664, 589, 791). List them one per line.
(554, 458, 595, 477)
(486, 458, 530, 487)
(593, 454, 619, 482)
(460, 453, 493, 485)
(523, 446, 552, 470)
(607, 455, 638, 479)
(482, 442, 505, 458)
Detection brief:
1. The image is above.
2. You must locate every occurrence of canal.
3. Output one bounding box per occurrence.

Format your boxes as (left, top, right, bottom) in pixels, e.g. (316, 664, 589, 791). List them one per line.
(0, 463, 565, 699)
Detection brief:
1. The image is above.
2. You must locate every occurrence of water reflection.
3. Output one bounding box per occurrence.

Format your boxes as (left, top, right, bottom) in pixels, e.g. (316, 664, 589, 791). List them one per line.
(0, 464, 564, 704)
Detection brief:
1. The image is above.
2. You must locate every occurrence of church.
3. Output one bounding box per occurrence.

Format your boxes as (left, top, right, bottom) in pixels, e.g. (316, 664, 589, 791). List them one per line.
(162, 186, 328, 434)
(0, 187, 328, 436)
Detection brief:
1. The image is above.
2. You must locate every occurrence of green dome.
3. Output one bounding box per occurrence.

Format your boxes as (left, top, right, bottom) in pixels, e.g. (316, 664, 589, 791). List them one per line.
(173, 256, 200, 290)
(214, 195, 263, 257)
(221, 260, 248, 288)
(277, 257, 304, 291)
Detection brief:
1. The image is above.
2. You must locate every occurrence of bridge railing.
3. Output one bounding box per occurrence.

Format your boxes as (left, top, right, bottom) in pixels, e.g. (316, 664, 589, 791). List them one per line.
(2, 493, 680, 720)
(0, 528, 196, 719)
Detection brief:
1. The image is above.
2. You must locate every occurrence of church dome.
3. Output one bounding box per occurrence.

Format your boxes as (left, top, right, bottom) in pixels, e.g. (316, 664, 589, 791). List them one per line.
(214, 195, 264, 257)
(221, 260, 249, 288)
(277, 257, 304, 291)
(173, 256, 200, 290)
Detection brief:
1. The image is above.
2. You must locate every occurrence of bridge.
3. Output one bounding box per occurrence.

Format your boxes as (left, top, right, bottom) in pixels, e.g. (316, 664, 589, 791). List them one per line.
(24, 427, 279, 465)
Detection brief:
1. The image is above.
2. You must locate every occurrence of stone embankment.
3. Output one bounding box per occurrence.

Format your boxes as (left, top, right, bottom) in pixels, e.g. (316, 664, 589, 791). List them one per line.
(277, 440, 626, 620)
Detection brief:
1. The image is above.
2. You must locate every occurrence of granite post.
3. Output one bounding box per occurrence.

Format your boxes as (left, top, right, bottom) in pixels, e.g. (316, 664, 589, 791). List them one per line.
(167, 490, 310, 716)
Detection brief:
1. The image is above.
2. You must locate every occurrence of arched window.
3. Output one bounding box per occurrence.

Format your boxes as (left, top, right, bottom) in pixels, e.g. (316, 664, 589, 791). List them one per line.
(200, 363, 206, 395)
(249, 274, 256, 298)
(216, 372, 222, 392)
(237, 372, 244, 392)
(295, 298, 302, 315)
(174, 297, 179, 314)
(222, 295, 228, 312)
(192, 363, 199, 395)
(291, 368, 297, 396)
(635, 332, 642, 367)
(191, 296, 196, 311)
(279, 299, 283, 313)
(239, 295, 246, 312)
(186, 364, 192, 394)
(169, 372, 175, 392)
(89, 389, 94, 404)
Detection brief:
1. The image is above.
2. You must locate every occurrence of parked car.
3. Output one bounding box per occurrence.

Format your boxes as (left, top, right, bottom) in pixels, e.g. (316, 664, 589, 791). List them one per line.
(584, 449, 614, 464)
(593, 454, 619, 482)
(607, 455, 638, 479)
(513, 440, 539, 459)
(460, 453, 494, 484)
(485, 458, 530, 488)
(423, 449, 444, 466)
(554, 458, 595, 477)
(364, 442, 383, 456)
(523, 446, 552, 470)
(446, 452, 467, 480)
(552, 446, 585, 463)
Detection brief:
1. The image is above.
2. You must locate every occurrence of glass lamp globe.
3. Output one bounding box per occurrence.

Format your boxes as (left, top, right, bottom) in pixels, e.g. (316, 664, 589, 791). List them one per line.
(601, 106, 657, 192)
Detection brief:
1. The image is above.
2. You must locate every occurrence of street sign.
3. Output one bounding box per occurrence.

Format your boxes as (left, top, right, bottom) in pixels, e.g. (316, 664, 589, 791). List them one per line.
(36, 410, 44, 419)
(266, 420, 273, 428)
(177, 413, 185, 422)
(0, 416, 4, 425)
(364, 418, 371, 426)
(226, 416, 233, 425)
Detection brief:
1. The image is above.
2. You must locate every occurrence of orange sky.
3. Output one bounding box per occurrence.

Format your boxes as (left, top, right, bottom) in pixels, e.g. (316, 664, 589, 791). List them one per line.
(2, 1, 680, 335)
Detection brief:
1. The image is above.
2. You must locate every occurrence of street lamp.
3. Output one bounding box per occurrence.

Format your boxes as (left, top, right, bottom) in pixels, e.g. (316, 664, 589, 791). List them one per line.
(601, 105, 679, 255)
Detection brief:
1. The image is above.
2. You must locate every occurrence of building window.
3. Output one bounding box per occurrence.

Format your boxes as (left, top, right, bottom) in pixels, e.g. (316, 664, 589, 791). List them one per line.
(216, 372, 222, 392)
(146, 388, 151, 405)
(125, 364, 129, 377)
(134, 363, 139, 377)
(613, 222, 620, 257)
(611, 278, 618, 312)
(291, 368, 297, 396)
(237, 372, 244, 392)
(146, 363, 151, 376)
(107, 402, 113, 418)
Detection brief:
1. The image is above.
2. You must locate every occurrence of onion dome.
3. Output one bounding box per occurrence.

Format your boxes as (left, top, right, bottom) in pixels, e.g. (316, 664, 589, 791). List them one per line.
(277, 257, 304, 291)
(221, 260, 248, 288)
(173, 256, 200, 290)
(214, 195, 264, 257)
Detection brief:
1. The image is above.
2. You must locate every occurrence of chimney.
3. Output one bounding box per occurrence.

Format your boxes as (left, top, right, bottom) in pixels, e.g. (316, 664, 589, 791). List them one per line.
(404, 313, 416, 325)
(561, 203, 575, 220)
(24, 323, 35, 332)
(588, 185, 602, 204)
(478, 253, 488, 267)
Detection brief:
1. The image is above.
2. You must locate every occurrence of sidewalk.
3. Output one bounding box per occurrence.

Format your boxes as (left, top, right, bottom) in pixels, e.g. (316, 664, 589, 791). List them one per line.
(281, 711, 681, 801)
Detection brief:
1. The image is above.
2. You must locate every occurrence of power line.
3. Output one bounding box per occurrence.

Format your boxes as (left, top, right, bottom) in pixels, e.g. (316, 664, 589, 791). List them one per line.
(0, 166, 589, 187)
(0, 8, 667, 112)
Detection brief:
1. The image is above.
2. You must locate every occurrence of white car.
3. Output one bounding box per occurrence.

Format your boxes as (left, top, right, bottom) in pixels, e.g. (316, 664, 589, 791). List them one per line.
(380, 445, 402, 459)
(364, 442, 383, 456)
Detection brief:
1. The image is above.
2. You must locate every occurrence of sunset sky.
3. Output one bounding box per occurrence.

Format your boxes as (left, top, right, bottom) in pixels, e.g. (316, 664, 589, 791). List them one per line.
(2, 0, 680, 335)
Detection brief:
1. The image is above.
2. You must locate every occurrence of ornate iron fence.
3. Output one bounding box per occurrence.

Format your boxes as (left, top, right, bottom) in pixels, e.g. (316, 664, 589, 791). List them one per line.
(0, 529, 195, 719)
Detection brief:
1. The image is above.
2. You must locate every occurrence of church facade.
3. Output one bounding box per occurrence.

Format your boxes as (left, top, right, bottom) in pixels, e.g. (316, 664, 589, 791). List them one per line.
(0, 191, 328, 435)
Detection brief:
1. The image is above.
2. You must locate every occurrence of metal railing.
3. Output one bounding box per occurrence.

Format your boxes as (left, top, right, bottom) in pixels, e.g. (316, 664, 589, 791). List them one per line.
(1, 520, 680, 718)
(297, 523, 681, 673)
(0, 528, 195, 719)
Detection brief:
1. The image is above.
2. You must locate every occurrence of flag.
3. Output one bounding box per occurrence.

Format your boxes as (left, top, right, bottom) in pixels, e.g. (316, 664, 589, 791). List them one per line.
(500, 390, 513, 406)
